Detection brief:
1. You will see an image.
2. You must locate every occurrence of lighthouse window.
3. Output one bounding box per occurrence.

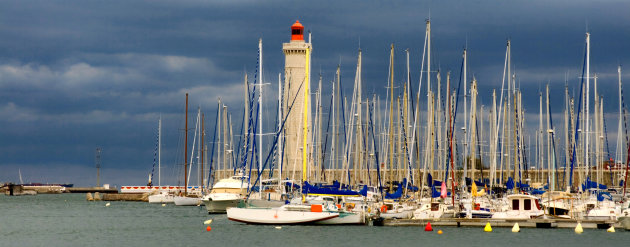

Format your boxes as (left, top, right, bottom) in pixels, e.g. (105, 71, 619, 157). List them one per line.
(292, 29, 302, 35)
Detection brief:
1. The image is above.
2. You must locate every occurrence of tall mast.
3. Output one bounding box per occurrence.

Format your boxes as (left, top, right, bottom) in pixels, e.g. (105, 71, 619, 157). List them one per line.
(406, 48, 411, 140)
(593, 74, 603, 186)
(470, 78, 478, 183)
(585, 32, 590, 180)
(427, 19, 431, 96)
(388, 43, 395, 190)
(539, 91, 543, 186)
(316, 74, 323, 181)
(447, 72, 455, 205)
(331, 66, 339, 179)
(158, 115, 161, 187)
(277, 73, 283, 184)
(495, 40, 509, 186)
(258, 38, 263, 196)
(490, 90, 497, 188)
(405, 49, 410, 184)
(243, 74, 249, 176)
(546, 85, 553, 191)
(563, 82, 571, 188)
(184, 93, 188, 195)
(356, 50, 363, 184)
(412, 24, 428, 191)
(507, 40, 513, 182)
(201, 113, 205, 190)
(463, 48, 468, 183)
(617, 66, 623, 184)
(217, 99, 222, 180)
(228, 115, 234, 176)
(190, 107, 200, 188)
(437, 71, 443, 180)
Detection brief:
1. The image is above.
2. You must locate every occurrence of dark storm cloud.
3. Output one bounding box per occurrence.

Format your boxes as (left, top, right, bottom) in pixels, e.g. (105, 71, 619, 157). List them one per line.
(0, 0, 629, 185)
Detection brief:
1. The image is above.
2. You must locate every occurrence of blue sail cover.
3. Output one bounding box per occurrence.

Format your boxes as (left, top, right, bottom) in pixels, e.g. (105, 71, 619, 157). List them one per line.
(407, 185, 419, 192)
(597, 191, 612, 202)
(302, 181, 367, 197)
(318, 180, 347, 189)
(597, 191, 612, 201)
(581, 177, 607, 191)
(506, 177, 514, 190)
(465, 177, 487, 187)
(427, 173, 433, 187)
(516, 182, 530, 188)
(431, 186, 441, 198)
(531, 189, 545, 195)
(385, 178, 406, 199)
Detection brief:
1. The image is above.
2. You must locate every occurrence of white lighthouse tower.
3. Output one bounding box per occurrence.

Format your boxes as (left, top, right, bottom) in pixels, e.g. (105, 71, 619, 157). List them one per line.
(282, 20, 312, 182)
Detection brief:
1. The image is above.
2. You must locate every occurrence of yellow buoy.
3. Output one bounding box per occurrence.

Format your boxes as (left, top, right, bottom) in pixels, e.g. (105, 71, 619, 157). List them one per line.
(512, 223, 520, 232)
(203, 219, 213, 225)
(275, 226, 282, 229)
(484, 222, 492, 232)
(105, 202, 111, 207)
(162, 203, 166, 207)
(437, 230, 443, 235)
(607, 226, 615, 233)
(575, 222, 583, 234)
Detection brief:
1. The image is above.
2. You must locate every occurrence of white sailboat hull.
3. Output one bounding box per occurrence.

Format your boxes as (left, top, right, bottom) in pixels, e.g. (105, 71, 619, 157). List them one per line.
(381, 211, 413, 219)
(173, 196, 201, 206)
(202, 197, 241, 213)
(227, 207, 339, 225)
(148, 193, 175, 204)
(315, 212, 364, 225)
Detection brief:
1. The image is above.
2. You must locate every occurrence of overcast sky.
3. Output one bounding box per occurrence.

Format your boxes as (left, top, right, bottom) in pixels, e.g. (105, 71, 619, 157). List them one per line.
(1, 0, 629, 187)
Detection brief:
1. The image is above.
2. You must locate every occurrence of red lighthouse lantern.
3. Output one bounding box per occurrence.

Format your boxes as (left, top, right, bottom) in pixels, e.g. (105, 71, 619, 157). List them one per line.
(291, 20, 304, 41)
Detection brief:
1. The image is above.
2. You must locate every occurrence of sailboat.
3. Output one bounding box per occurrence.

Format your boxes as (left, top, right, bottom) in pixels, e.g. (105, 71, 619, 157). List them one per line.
(148, 116, 176, 204)
(174, 94, 203, 206)
(241, 39, 288, 208)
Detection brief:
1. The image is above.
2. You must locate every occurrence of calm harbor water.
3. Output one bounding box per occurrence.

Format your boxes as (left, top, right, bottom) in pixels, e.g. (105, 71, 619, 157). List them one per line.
(0, 193, 627, 247)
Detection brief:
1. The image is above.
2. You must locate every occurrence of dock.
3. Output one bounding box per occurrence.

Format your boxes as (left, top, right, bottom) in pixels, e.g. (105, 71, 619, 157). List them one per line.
(381, 218, 620, 229)
(66, 187, 119, 193)
(101, 193, 148, 202)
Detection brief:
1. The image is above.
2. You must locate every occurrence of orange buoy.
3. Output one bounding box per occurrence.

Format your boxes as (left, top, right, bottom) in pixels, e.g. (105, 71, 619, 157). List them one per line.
(425, 222, 433, 231)
(380, 205, 388, 213)
(437, 230, 443, 235)
(206, 226, 212, 231)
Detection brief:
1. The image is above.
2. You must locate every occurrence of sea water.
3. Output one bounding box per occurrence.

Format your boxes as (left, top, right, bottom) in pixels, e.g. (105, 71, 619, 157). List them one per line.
(0, 193, 627, 247)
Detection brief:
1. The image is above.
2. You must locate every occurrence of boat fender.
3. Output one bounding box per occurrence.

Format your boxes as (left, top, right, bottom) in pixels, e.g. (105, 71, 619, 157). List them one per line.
(311, 204, 323, 212)
(380, 205, 388, 213)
